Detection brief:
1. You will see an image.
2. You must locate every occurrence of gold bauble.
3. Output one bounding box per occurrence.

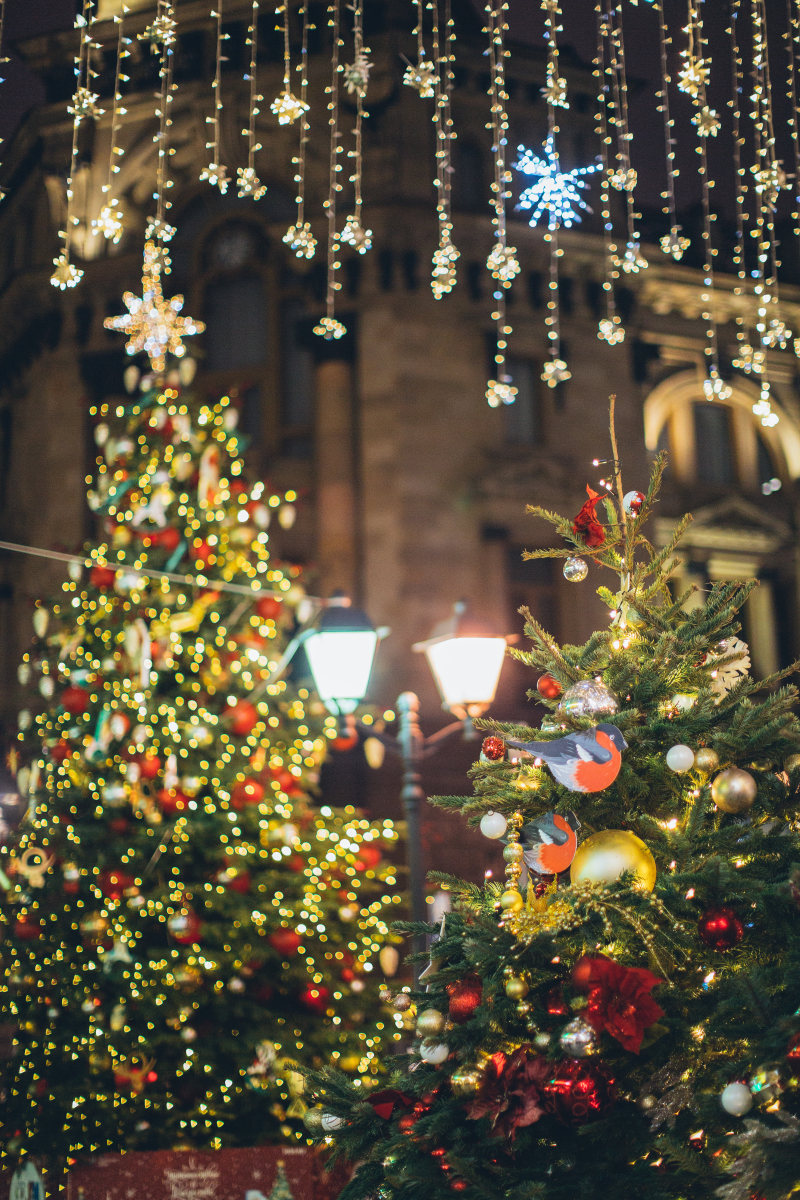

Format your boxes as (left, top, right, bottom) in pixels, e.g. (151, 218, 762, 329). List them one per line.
(503, 842, 524, 864)
(711, 767, 757, 814)
(450, 1067, 483, 1097)
(338, 1054, 361, 1072)
(416, 1007, 446, 1038)
(569, 829, 657, 891)
(504, 976, 529, 1000)
(693, 747, 720, 775)
(499, 888, 524, 913)
(303, 1107, 325, 1134)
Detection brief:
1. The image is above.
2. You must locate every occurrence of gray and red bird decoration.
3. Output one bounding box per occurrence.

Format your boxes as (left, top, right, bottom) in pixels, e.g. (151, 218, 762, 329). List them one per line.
(521, 811, 581, 874)
(506, 723, 627, 793)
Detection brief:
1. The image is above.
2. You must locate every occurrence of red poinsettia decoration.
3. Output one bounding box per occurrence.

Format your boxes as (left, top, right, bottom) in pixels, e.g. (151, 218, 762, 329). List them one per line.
(572, 954, 664, 1053)
(367, 1088, 414, 1119)
(572, 485, 606, 549)
(467, 1047, 550, 1139)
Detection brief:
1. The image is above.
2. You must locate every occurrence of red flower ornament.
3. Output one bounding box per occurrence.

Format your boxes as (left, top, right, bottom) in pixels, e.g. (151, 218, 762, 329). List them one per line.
(572, 486, 606, 549)
(467, 1047, 550, 1139)
(572, 954, 664, 1054)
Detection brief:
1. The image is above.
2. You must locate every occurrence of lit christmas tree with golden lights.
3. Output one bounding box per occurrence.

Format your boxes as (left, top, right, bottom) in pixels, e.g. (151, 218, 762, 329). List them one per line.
(0, 368, 402, 1160)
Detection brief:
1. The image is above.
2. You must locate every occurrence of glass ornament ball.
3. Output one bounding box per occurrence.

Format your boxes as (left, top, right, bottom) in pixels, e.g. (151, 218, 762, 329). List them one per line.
(711, 767, 757, 814)
(392, 993, 412, 1013)
(698, 906, 743, 950)
(623, 490, 645, 516)
(504, 975, 529, 1000)
(419, 1040, 450, 1065)
(499, 888, 524, 913)
(720, 1082, 753, 1116)
(570, 829, 657, 891)
(542, 1059, 615, 1124)
(693, 747, 720, 775)
(481, 735, 505, 762)
(666, 744, 695, 773)
(450, 1067, 483, 1097)
(537, 673, 563, 700)
(559, 1017, 599, 1058)
(559, 680, 619, 719)
(563, 555, 589, 583)
(416, 1008, 446, 1038)
(480, 811, 508, 839)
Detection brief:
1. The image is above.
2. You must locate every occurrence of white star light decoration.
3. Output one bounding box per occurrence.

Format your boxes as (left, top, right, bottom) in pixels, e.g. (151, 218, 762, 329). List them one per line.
(104, 242, 205, 372)
(514, 136, 602, 230)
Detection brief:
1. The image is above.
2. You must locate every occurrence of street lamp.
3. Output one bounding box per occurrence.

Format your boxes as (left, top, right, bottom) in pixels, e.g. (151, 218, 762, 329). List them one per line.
(304, 599, 508, 968)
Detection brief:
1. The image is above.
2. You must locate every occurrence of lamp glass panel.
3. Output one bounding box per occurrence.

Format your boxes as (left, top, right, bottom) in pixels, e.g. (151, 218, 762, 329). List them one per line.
(425, 637, 506, 709)
(304, 629, 378, 714)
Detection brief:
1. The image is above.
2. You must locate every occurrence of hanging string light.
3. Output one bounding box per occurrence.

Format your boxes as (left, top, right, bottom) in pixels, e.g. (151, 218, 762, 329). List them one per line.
(0, 0, 8, 199)
(729, 1, 763, 382)
(654, 0, 688, 260)
(51, 1, 102, 289)
(485, 0, 519, 407)
(271, 1, 309, 125)
(679, 1, 729, 401)
(602, 1, 646, 275)
(786, 0, 800, 245)
(105, 1, 204, 369)
(91, 7, 130, 244)
(237, 0, 266, 198)
(313, 0, 346, 339)
(340, 0, 373, 254)
(593, 4, 623, 346)
(200, 3, 230, 192)
(404, 0, 435, 96)
(430, 0, 459, 299)
(283, 0, 316, 259)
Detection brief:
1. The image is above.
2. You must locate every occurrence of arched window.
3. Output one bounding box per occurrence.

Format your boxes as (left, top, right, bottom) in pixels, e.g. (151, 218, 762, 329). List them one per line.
(194, 219, 315, 465)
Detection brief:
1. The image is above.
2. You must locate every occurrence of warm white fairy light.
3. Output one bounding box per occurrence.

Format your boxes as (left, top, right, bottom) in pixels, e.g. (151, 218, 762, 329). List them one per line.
(593, 7, 623, 346)
(200, 4, 230, 193)
(314, 0, 346, 340)
(430, 0, 459, 299)
(404, 0, 435, 96)
(654, 0, 688, 260)
(601, 2, 647, 276)
(484, 0, 518, 408)
(339, 0, 373, 255)
(283, 1, 316, 259)
(51, 1, 101, 289)
(237, 0, 266, 199)
(729, 3, 763, 383)
(92, 8, 130, 244)
(786, 0, 800, 242)
(271, 1, 309, 125)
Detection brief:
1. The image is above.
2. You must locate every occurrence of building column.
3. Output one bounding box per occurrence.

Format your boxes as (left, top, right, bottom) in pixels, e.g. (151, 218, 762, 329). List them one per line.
(314, 357, 359, 597)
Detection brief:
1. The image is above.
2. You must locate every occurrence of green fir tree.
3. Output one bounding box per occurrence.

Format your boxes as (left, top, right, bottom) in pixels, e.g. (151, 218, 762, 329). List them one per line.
(305, 412, 800, 1200)
(0, 371, 402, 1163)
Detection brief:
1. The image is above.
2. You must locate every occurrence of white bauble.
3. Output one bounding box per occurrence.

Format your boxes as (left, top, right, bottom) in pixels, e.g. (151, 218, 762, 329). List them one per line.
(720, 1082, 753, 1116)
(666, 744, 695, 773)
(480, 811, 508, 839)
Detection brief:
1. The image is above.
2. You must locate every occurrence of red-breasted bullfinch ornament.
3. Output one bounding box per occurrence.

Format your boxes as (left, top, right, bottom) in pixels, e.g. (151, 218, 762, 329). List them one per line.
(521, 811, 581, 874)
(505, 724, 627, 793)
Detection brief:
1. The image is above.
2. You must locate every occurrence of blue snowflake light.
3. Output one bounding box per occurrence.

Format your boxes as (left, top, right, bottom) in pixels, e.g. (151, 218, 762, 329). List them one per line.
(514, 135, 602, 230)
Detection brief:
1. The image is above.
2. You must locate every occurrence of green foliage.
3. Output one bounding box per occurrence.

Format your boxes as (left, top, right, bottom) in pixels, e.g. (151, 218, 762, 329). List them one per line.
(305, 438, 800, 1200)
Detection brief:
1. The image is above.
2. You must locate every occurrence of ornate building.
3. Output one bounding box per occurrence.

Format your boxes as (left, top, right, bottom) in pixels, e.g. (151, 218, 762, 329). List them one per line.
(1, 1, 799, 874)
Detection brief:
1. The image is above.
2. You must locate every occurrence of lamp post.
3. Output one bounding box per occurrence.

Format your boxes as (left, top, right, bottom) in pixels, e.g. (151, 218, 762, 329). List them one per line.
(303, 598, 508, 969)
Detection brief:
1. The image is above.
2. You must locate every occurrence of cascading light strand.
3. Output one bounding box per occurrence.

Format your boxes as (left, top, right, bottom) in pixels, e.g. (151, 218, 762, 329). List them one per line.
(283, 0, 316, 258)
(314, 0, 347, 339)
(200, 2, 230, 193)
(340, 0, 373, 254)
(91, 6, 130, 243)
(237, 0, 266, 198)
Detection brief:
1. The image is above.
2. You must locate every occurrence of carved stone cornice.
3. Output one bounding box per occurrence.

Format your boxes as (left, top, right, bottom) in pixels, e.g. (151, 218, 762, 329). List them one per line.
(639, 275, 800, 329)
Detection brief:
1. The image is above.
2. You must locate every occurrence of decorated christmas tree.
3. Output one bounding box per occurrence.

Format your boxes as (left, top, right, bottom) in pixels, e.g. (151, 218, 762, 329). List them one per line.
(305, 409, 800, 1200)
(0, 366, 402, 1161)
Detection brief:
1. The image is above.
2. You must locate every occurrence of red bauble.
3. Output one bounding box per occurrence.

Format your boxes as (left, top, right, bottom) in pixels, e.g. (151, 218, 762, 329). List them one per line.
(446, 975, 483, 1023)
(157, 788, 190, 815)
(786, 1033, 800, 1063)
(159, 527, 181, 553)
(139, 754, 162, 780)
(14, 915, 41, 941)
(543, 1059, 615, 1124)
(255, 595, 283, 621)
(168, 909, 202, 944)
(536, 673, 562, 700)
(287, 854, 306, 873)
(269, 928, 303, 957)
(193, 540, 215, 566)
(300, 984, 330, 1013)
(354, 844, 382, 870)
(62, 684, 90, 715)
(51, 739, 71, 763)
(698, 906, 744, 950)
(225, 700, 259, 736)
(224, 870, 251, 894)
(481, 736, 505, 762)
(230, 778, 265, 809)
(269, 765, 298, 793)
(90, 565, 116, 590)
(97, 869, 135, 899)
(545, 986, 568, 1016)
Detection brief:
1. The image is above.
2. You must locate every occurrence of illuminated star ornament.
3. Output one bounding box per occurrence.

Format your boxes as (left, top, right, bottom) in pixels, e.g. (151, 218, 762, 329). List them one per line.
(104, 241, 205, 372)
(514, 135, 602, 230)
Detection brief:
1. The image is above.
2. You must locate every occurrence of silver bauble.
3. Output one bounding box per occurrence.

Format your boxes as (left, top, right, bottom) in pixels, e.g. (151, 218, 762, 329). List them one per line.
(558, 1016, 598, 1057)
(563, 556, 589, 583)
(559, 679, 619, 718)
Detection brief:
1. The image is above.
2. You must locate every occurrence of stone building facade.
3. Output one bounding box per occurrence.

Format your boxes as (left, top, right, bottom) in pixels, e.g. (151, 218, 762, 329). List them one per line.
(1, 0, 799, 877)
